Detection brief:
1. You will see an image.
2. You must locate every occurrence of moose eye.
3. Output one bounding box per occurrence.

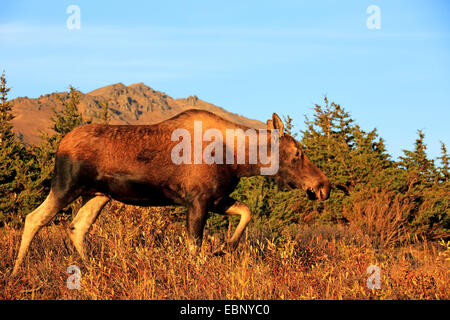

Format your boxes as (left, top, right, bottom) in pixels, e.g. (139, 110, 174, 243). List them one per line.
(295, 150, 301, 158)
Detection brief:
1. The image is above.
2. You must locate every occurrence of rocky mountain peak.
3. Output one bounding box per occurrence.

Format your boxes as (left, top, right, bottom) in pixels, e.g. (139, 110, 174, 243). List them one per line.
(11, 83, 265, 145)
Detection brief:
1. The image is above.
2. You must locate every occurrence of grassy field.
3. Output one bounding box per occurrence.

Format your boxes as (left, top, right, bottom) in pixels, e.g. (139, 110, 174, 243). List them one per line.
(0, 201, 449, 300)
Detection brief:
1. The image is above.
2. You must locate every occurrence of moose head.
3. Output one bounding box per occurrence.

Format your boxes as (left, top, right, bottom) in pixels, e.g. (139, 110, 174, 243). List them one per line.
(268, 113, 331, 201)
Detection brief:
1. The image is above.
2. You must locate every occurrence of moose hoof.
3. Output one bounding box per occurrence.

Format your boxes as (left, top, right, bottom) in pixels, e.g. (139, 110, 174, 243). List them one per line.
(212, 242, 235, 256)
(10, 267, 20, 279)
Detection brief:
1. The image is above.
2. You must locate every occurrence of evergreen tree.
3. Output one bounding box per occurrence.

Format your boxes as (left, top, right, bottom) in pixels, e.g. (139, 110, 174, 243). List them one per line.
(0, 72, 20, 223)
(301, 97, 359, 192)
(99, 100, 111, 124)
(0, 72, 37, 226)
(0, 72, 15, 142)
(282, 115, 297, 138)
(399, 130, 437, 189)
(53, 86, 84, 137)
(39, 86, 85, 160)
(437, 142, 449, 182)
(297, 97, 397, 222)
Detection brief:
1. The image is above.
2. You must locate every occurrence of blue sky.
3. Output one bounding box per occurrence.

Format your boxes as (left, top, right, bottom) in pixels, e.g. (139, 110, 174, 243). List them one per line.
(1, 0, 449, 160)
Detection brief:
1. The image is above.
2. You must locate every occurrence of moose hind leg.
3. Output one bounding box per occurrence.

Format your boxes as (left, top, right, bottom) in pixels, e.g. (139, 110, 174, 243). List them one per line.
(68, 195, 110, 260)
(12, 190, 68, 277)
(215, 197, 252, 251)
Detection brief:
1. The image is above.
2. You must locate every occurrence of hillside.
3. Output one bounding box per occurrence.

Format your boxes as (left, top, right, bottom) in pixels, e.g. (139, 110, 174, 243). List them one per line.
(11, 83, 265, 145)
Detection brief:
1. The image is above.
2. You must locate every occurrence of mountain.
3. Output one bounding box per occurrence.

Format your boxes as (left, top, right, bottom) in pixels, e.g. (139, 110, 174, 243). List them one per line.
(11, 82, 265, 145)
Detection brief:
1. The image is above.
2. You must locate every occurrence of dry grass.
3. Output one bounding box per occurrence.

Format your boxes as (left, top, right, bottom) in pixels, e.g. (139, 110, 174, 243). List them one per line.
(344, 191, 413, 248)
(0, 202, 449, 300)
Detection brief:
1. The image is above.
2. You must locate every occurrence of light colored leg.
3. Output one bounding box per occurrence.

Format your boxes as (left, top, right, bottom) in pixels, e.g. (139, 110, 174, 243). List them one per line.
(213, 197, 252, 255)
(223, 201, 252, 250)
(68, 195, 110, 260)
(12, 191, 63, 277)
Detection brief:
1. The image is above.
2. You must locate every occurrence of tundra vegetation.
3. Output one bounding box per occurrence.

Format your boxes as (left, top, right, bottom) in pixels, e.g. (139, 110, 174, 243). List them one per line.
(0, 73, 448, 299)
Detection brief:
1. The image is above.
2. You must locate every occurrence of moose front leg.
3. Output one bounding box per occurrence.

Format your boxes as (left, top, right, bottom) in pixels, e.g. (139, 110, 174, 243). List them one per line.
(215, 197, 252, 252)
(186, 199, 208, 254)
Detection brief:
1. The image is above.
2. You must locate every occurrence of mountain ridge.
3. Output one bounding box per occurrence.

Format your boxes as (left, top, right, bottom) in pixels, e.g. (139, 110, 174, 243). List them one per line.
(11, 83, 265, 145)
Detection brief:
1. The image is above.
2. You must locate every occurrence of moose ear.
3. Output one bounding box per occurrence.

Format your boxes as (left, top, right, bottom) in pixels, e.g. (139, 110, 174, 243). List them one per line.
(266, 119, 274, 130)
(272, 113, 284, 136)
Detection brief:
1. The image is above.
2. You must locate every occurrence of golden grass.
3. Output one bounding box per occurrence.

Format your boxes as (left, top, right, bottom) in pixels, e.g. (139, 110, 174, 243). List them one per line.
(344, 191, 413, 248)
(1, 202, 449, 300)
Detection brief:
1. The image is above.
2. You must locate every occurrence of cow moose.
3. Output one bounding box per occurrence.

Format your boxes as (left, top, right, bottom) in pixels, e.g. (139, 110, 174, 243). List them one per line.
(11, 110, 330, 276)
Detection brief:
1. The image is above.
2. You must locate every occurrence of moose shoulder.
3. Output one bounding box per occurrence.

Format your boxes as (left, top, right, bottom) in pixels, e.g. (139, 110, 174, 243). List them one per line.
(12, 109, 330, 276)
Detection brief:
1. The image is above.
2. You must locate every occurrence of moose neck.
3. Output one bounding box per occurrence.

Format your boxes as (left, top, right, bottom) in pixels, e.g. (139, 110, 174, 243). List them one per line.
(234, 162, 264, 178)
(230, 129, 278, 179)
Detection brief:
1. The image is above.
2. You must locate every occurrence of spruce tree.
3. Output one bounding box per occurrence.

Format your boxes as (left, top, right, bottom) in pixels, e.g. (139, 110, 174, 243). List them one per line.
(40, 86, 85, 160)
(53, 86, 84, 137)
(438, 142, 449, 182)
(301, 97, 357, 191)
(282, 115, 297, 138)
(298, 97, 397, 222)
(98, 100, 111, 124)
(399, 130, 437, 189)
(0, 72, 14, 141)
(0, 72, 35, 226)
(0, 72, 19, 223)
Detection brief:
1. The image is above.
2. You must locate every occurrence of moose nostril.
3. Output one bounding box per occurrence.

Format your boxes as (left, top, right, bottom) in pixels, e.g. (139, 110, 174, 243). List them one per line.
(306, 188, 317, 200)
(320, 185, 330, 200)
(318, 189, 325, 200)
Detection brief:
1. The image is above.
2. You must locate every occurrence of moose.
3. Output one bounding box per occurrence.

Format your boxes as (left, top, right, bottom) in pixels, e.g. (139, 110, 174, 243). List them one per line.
(11, 110, 330, 276)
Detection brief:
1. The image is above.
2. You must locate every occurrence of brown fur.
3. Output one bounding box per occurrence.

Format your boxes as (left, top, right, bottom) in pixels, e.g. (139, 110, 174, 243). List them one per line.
(12, 109, 330, 276)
